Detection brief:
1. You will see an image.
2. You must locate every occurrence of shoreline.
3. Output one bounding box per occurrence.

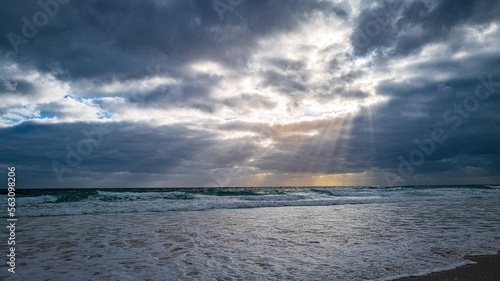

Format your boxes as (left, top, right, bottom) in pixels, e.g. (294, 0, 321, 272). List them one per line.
(396, 253, 500, 281)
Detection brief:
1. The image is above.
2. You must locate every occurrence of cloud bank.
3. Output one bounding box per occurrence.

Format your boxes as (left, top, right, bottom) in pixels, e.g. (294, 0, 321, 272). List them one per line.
(1, 0, 499, 187)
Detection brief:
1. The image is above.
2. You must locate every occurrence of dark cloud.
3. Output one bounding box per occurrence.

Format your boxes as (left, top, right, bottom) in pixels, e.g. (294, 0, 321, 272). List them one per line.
(0, 121, 216, 187)
(0, 0, 346, 81)
(1, 0, 500, 187)
(341, 73, 500, 181)
(127, 74, 222, 113)
(351, 0, 500, 57)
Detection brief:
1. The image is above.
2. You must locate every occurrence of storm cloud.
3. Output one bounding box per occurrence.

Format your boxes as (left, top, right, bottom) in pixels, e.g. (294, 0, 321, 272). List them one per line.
(1, 0, 499, 187)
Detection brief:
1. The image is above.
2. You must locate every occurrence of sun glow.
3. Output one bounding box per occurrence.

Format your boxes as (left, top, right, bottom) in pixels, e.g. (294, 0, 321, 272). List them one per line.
(277, 172, 368, 187)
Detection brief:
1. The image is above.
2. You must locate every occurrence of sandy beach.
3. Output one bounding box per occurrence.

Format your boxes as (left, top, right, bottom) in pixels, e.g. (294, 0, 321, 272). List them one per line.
(397, 253, 500, 281)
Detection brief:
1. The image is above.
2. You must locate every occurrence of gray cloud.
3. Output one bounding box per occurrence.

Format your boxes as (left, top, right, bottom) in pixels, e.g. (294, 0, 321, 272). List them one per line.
(0, 0, 347, 81)
(0, 121, 216, 187)
(351, 0, 500, 57)
(1, 0, 500, 187)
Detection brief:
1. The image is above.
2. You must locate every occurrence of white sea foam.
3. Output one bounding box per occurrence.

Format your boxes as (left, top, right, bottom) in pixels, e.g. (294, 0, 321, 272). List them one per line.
(17, 195, 58, 205)
(97, 190, 192, 200)
(8, 186, 498, 218)
(3, 191, 499, 281)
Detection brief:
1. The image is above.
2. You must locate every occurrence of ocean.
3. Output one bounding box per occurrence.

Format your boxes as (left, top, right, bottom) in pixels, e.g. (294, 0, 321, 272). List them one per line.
(1, 185, 500, 280)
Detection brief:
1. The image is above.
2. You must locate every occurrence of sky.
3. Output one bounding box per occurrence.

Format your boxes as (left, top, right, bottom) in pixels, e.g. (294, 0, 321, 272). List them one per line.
(1, 0, 500, 188)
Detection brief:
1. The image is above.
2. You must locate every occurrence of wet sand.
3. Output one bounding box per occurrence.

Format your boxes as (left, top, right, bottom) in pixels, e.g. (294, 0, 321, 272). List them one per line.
(397, 253, 500, 281)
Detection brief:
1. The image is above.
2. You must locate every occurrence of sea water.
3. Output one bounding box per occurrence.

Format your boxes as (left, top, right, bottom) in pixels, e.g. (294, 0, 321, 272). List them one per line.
(1, 186, 499, 280)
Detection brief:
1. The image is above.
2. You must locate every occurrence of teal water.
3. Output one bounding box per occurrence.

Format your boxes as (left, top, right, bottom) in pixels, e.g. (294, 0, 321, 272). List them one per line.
(3, 185, 500, 217)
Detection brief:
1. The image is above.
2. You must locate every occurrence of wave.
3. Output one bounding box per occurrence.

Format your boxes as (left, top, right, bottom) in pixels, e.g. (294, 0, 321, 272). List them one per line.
(15, 197, 403, 218)
(6, 185, 500, 218)
(97, 190, 194, 200)
(17, 195, 58, 204)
